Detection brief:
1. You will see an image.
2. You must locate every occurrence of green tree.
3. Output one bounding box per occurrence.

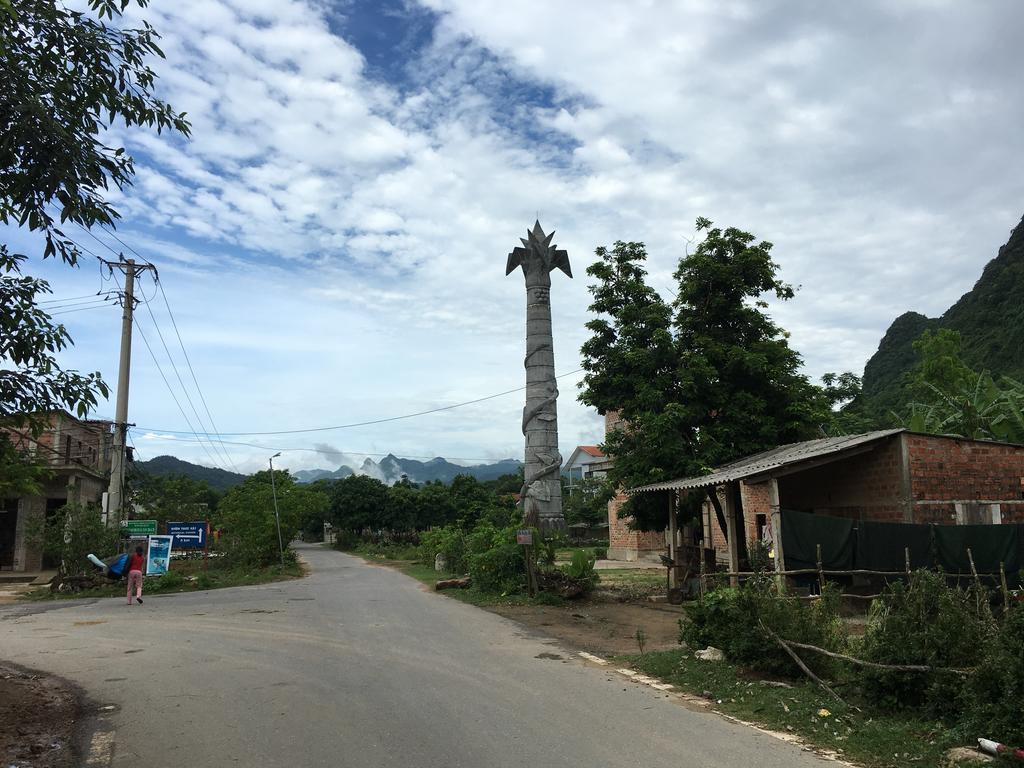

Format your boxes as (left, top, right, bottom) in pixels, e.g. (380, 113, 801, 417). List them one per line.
(131, 471, 218, 528)
(561, 476, 612, 527)
(908, 329, 974, 401)
(580, 218, 826, 531)
(329, 474, 388, 531)
(215, 470, 326, 566)
(0, 433, 50, 496)
(414, 481, 456, 528)
(25, 502, 119, 576)
(1, 0, 188, 430)
(896, 329, 1024, 443)
(383, 481, 419, 531)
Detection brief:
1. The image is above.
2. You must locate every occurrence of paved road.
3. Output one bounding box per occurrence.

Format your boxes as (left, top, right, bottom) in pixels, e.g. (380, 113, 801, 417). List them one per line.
(1, 544, 834, 767)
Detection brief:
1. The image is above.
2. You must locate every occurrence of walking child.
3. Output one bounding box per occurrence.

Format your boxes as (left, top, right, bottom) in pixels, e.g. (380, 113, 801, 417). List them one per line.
(126, 545, 145, 605)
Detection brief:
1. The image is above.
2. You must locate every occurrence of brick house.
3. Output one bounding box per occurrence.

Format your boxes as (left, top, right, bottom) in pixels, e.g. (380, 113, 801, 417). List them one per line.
(600, 411, 665, 562)
(1, 412, 114, 572)
(630, 429, 1024, 574)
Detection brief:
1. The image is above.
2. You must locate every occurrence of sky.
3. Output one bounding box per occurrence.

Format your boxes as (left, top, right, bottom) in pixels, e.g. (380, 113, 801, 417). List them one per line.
(9, 0, 1024, 475)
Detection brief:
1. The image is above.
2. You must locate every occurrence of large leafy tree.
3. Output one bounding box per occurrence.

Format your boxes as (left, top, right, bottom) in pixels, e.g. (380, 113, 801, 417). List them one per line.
(216, 471, 327, 566)
(1, 0, 189, 433)
(130, 471, 219, 527)
(580, 218, 827, 531)
(897, 329, 1024, 443)
(329, 474, 389, 531)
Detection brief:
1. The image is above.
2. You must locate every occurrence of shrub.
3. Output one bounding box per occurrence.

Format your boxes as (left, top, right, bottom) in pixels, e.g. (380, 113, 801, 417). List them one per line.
(681, 582, 844, 676)
(419, 525, 467, 573)
(859, 570, 995, 717)
(563, 548, 597, 583)
(24, 503, 119, 576)
(333, 529, 360, 550)
(593, 546, 608, 560)
(466, 523, 525, 594)
(965, 604, 1024, 745)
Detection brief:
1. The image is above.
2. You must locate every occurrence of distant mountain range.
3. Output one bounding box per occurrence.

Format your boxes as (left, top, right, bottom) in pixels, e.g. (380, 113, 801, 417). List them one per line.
(135, 453, 523, 489)
(860, 213, 1024, 415)
(292, 453, 523, 485)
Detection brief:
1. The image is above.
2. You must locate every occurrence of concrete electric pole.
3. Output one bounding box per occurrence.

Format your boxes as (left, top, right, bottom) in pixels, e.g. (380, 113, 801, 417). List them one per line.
(104, 257, 155, 525)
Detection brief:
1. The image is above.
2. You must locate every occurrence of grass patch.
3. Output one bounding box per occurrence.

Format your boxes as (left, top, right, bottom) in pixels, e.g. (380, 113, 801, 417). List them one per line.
(20, 557, 304, 601)
(627, 649, 989, 768)
(355, 555, 565, 607)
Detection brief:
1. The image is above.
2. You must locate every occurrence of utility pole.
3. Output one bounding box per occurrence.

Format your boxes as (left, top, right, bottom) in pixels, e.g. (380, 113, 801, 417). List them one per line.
(104, 257, 155, 526)
(269, 452, 285, 566)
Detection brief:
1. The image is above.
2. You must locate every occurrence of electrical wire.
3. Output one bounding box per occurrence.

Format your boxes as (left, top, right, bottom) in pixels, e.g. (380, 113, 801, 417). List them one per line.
(138, 282, 236, 471)
(49, 302, 116, 317)
(132, 316, 228, 471)
(153, 275, 239, 472)
(38, 291, 117, 306)
(137, 368, 585, 437)
(69, 224, 582, 464)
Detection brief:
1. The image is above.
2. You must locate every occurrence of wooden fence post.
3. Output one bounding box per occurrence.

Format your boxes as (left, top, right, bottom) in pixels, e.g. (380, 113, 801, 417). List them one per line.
(904, 547, 911, 578)
(816, 543, 825, 594)
(668, 491, 678, 590)
(1000, 562, 1010, 611)
(724, 487, 739, 587)
(769, 477, 785, 593)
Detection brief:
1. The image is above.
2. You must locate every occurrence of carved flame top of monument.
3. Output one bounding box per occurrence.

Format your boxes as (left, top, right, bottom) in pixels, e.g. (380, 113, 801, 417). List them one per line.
(505, 220, 572, 279)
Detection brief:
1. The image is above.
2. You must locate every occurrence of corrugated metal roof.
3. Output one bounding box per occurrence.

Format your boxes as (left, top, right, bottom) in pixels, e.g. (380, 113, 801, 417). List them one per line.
(629, 429, 905, 494)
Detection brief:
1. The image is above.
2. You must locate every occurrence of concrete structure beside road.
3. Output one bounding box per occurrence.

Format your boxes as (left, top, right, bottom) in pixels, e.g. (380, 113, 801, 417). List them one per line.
(1, 411, 114, 572)
(631, 429, 1024, 573)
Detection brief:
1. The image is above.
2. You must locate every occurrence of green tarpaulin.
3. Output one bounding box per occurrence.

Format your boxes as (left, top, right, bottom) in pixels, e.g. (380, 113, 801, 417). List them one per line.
(779, 510, 1023, 579)
(780, 509, 855, 570)
(934, 524, 1021, 575)
(855, 521, 933, 572)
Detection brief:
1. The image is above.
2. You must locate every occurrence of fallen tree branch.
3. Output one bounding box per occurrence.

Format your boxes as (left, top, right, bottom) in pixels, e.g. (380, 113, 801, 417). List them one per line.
(758, 620, 850, 707)
(782, 639, 973, 676)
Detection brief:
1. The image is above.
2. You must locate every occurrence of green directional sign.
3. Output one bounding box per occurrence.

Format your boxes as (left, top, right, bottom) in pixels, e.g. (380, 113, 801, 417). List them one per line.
(121, 519, 157, 536)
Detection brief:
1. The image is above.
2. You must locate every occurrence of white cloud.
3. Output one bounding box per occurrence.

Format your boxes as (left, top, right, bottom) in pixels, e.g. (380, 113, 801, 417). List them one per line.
(27, 0, 1023, 473)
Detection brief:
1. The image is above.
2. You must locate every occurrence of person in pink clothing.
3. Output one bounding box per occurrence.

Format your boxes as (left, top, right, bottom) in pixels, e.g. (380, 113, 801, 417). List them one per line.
(126, 546, 146, 605)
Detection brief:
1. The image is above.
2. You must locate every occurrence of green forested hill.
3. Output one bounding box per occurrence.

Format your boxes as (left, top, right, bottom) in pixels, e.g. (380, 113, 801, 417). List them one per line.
(860, 214, 1024, 416)
(135, 455, 248, 492)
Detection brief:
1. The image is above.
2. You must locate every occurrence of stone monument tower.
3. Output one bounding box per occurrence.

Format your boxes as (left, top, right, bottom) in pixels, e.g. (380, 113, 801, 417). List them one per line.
(506, 221, 572, 532)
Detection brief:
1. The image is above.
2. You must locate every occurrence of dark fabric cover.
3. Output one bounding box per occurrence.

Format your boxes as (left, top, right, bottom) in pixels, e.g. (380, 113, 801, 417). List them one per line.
(105, 552, 130, 577)
(855, 521, 934, 572)
(781, 509, 855, 570)
(934, 524, 1021, 575)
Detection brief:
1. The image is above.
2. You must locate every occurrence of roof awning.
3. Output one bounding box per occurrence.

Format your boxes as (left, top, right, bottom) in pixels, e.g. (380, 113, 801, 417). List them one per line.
(628, 429, 905, 494)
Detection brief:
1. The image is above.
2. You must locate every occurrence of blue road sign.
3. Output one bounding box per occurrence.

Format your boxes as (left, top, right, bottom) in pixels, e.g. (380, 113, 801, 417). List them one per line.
(167, 521, 207, 549)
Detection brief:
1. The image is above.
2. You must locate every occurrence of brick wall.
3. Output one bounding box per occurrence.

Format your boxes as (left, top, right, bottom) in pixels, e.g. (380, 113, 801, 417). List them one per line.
(777, 436, 906, 522)
(906, 433, 1024, 524)
(602, 411, 664, 560)
(607, 489, 664, 559)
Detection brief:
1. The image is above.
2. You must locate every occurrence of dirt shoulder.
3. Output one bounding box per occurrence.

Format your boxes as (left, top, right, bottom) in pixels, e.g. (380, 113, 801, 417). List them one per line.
(489, 599, 684, 656)
(0, 662, 85, 768)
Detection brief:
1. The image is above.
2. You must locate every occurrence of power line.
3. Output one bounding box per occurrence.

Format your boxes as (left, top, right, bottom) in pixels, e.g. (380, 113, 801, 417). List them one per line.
(49, 302, 116, 317)
(137, 281, 236, 471)
(38, 291, 117, 306)
(154, 275, 240, 473)
(131, 309, 228, 472)
(83, 223, 237, 472)
(138, 368, 585, 437)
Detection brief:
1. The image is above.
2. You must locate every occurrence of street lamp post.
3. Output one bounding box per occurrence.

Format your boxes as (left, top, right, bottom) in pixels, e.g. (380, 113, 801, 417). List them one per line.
(269, 452, 285, 567)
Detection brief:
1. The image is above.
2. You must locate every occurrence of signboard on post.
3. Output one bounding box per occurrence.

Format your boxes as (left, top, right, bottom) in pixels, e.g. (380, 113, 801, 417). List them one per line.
(516, 529, 533, 546)
(167, 522, 207, 550)
(121, 519, 157, 539)
(146, 535, 173, 576)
